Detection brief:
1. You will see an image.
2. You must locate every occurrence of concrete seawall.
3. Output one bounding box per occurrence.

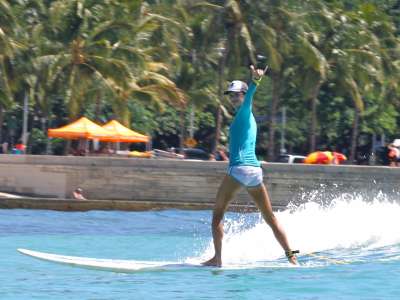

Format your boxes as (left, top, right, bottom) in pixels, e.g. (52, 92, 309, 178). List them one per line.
(1, 155, 399, 211)
(0, 197, 258, 212)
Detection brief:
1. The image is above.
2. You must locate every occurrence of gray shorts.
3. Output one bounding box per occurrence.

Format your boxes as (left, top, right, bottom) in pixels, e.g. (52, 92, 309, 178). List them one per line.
(228, 165, 263, 187)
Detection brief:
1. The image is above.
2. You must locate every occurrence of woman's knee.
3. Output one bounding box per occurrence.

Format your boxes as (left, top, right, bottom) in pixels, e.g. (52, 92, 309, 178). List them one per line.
(212, 211, 224, 226)
(263, 213, 278, 227)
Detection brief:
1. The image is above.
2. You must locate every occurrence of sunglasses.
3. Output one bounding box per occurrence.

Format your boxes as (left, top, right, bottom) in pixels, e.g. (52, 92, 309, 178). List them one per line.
(228, 92, 243, 99)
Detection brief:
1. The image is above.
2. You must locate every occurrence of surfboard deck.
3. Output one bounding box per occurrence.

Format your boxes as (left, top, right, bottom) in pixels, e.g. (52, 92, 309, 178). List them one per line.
(17, 248, 202, 273)
(18, 248, 303, 273)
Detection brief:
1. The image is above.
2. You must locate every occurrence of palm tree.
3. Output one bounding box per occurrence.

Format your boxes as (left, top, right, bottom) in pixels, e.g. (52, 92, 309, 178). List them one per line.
(293, 1, 332, 152)
(33, 0, 185, 124)
(326, 7, 386, 161)
(0, 0, 18, 142)
(152, 0, 255, 153)
(1, 0, 188, 155)
(167, 1, 226, 151)
(250, 1, 310, 160)
(297, 2, 394, 159)
(211, 0, 257, 154)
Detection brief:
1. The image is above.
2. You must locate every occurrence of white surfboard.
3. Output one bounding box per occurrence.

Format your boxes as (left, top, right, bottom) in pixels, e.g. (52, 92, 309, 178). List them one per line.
(18, 249, 305, 273)
(17, 248, 202, 273)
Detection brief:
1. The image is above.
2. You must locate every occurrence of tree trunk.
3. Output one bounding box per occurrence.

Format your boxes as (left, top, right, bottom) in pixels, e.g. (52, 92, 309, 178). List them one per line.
(42, 115, 52, 155)
(212, 40, 229, 154)
(0, 106, 3, 143)
(214, 106, 222, 153)
(179, 109, 185, 154)
(267, 72, 282, 161)
(350, 109, 360, 163)
(309, 81, 322, 152)
(95, 91, 101, 122)
(64, 139, 71, 155)
(21, 92, 29, 148)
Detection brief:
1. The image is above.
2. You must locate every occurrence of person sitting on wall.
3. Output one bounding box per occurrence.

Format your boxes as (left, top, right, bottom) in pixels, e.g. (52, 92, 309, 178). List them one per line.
(73, 188, 87, 200)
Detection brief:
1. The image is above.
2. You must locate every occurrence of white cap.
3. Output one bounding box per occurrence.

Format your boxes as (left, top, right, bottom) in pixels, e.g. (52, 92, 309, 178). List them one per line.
(224, 80, 248, 94)
(392, 139, 400, 147)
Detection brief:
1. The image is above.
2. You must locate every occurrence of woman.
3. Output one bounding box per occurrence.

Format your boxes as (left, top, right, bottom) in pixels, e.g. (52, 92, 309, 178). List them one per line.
(203, 65, 298, 267)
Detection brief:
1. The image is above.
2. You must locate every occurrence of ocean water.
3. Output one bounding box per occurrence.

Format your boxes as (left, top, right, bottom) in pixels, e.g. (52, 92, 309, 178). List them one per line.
(1, 194, 400, 300)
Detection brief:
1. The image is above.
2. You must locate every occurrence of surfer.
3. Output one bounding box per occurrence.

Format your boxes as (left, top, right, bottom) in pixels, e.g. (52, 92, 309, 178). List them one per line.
(203, 65, 298, 267)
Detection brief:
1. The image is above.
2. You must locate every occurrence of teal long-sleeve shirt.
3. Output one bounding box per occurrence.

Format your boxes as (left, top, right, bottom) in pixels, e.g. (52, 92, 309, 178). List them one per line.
(228, 81, 260, 167)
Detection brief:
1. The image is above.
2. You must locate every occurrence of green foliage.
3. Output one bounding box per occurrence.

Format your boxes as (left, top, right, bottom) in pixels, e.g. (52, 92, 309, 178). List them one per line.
(0, 0, 400, 161)
(29, 127, 46, 154)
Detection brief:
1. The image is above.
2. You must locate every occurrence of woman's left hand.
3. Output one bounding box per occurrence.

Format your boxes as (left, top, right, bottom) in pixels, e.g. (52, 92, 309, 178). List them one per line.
(250, 65, 265, 80)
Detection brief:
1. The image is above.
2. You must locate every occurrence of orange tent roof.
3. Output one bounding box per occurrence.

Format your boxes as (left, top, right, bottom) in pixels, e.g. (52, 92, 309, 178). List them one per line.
(48, 117, 113, 140)
(100, 120, 149, 143)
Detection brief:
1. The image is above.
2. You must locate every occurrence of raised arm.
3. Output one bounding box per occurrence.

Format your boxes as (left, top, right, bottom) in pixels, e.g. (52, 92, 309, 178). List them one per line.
(241, 65, 266, 110)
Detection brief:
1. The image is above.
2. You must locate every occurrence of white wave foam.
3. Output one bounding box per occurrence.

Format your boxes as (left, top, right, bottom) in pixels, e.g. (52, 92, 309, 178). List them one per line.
(193, 194, 400, 265)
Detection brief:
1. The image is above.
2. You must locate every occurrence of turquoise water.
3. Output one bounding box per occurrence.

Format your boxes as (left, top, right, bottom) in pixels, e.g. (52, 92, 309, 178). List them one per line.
(1, 197, 400, 299)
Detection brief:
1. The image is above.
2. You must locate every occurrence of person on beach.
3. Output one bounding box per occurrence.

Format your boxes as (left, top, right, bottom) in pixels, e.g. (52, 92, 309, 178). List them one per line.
(202, 65, 298, 267)
(73, 188, 87, 200)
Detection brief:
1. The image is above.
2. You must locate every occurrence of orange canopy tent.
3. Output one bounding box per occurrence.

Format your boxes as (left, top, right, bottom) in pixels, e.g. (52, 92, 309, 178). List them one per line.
(100, 120, 149, 143)
(48, 117, 113, 139)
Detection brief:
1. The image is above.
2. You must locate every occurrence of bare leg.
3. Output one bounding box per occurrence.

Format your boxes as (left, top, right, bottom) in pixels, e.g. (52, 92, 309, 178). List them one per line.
(247, 183, 297, 264)
(202, 175, 241, 267)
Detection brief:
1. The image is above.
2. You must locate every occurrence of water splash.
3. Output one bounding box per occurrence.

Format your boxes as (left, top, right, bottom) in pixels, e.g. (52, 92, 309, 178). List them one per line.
(192, 193, 400, 267)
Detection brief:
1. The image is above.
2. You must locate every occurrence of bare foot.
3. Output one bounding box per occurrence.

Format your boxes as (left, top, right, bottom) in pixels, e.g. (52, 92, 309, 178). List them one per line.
(288, 255, 298, 265)
(202, 256, 222, 267)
